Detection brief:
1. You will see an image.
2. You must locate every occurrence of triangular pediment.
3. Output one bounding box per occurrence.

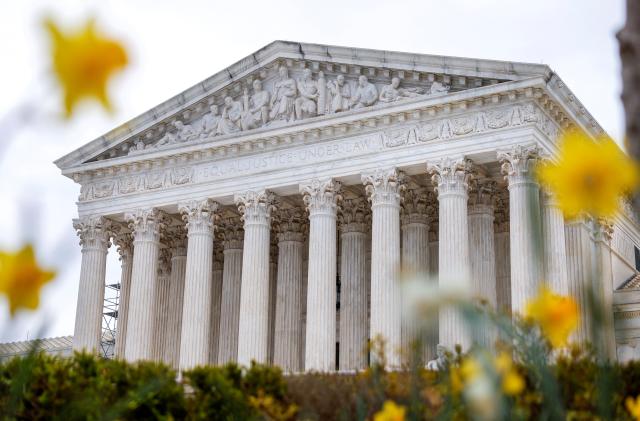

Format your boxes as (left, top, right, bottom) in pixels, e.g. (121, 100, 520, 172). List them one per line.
(55, 41, 553, 170)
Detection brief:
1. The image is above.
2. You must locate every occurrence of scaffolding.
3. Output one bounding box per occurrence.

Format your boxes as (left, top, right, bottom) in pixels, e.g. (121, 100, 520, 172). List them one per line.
(101, 282, 120, 359)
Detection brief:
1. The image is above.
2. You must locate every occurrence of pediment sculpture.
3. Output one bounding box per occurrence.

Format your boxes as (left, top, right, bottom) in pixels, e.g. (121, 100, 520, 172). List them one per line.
(129, 65, 453, 156)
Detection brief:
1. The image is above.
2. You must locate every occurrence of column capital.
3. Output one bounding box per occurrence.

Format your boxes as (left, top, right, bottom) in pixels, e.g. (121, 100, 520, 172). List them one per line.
(125, 208, 171, 243)
(113, 229, 133, 260)
(362, 167, 406, 207)
(497, 144, 541, 187)
(73, 215, 117, 251)
(166, 224, 188, 257)
(590, 217, 614, 243)
(178, 199, 219, 234)
(468, 178, 496, 215)
(401, 187, 430, 226)
(220, 217, 244, 250)
(300, 178, 342, 216)
(276, 207, 307, 242)
(235, 190, 277, 226)
(339, 197, 369, 233)
(427, 157, 473, 197)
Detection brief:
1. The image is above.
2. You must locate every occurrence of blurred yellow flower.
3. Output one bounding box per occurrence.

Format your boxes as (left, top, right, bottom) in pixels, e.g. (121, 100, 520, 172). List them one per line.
(44, 17, 128, 117)
(373, 400, 406, 421)
(626, 395, 640, 420)
(494, 352, 525, 396)
(0, 245, 55, 316)
(525, 285, 579, 348)
(537, 131, 639, 219)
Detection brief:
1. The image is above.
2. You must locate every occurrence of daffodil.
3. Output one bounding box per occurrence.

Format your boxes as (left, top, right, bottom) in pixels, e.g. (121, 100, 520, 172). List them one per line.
(44, 17, 128, 117)
(493, 352, 525, 396)
(626, 395, 640, 421)
(525, 285, 579, 348)
(373, 400, 406, 421)
(537, 131, 639, 219)
(0, 245, 56, 316)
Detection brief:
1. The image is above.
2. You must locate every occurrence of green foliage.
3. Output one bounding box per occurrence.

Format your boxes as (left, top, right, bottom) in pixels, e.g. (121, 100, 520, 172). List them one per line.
(1, 351, 640, 420)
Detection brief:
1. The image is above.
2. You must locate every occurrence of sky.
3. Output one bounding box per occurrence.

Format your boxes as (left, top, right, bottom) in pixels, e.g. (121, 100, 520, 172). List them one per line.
(0, 0, 628, 342)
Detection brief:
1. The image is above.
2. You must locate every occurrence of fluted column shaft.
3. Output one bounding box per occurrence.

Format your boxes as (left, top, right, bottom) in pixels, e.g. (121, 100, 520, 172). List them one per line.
(236, 191, 275, 366)
(124, 209, 166, 361)
(72, 216, 113, 353)
(401, 193, 429, 365)
(499, 146, 543, 314)
(339, 198, 369, 371)
(113, 233, 133, 358)
(274, 234, 305, 370)
(468, 202, 497, 347)
(164, 236, 187, 369)
(363, 169, 404, 367)
(218, 230, 243, 364)
(541, 191, 569, 295)
(154, 253, 171, 361)
(179, 199, 218, 370)
(428, 158, 472, 351)
(592, 221, 616, 360)
(209, 251, 223, 364)
(268, 242, 278, 364)
(301, 178, 341, 371)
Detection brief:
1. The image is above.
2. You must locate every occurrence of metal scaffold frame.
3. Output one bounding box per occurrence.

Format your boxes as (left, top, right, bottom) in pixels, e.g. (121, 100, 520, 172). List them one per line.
(101, 282, 120, 359)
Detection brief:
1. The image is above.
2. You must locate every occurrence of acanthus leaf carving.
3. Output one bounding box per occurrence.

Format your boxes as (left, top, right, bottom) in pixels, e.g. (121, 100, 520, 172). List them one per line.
(362, 167, 406, 207)
(300, 178, 342, 215)
(178, 199, 219, 234)
(338, 197, 369, 233)
(234, 190, 277, 226)
(427, 157, 474, 197)
(73, 215, 117, 250)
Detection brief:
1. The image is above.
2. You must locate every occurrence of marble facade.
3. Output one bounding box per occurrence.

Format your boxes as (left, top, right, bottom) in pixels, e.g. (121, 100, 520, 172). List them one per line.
(57, 41, 640, 369)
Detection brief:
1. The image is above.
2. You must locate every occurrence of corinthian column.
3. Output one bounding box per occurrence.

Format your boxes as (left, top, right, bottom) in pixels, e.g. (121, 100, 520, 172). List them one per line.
(541, 189, 569, 295)
(467, 178, 497, 347)
(113, 231, 133, 359)
(592, 219, 616, 360)
(218, 218, 244, 364)
(268, 237, 278, 364)
(124, 209, 169, 361)
(427, 157, 473, 351)
(400, 188, 430, 364)
(72, 216, 115, 353)
(300, 178, 342, 371)
(494, 190, 512, 313)
(362, 168, 405, 367)
(498, 145, 543, 314)
(164, 226, 187, 369)
(178, 199, 218, 370)
(235, 190, 276, 366)
(209, 248, 223, 364)
(338, 198, 369, 371)
(154, 248, 172, 361)
(274, 207, 306, 372)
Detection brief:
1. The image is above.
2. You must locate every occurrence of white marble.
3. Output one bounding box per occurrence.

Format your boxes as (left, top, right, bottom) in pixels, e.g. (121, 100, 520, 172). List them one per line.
(209, 249, 224, 364)
(498, 145, 543, 315)
(124, 209, 169, 361)
(235, 190, 276, 366)
(541, 190, 569, 295)
(363, 168, 404, 367)
(428, 158, 472, 352)
(72, 216, 114, 353)
(113, 232, 133, 358)
(274, 208, 306, 372)
(301, 178, 341, 371)
(164, 227, 187, 369)
(153, 249, 171, 361)
(217, 219, 244, 364)
(268, 239, 278, 364)
(178, 199, 218, 370)
(338, 198, 369, 371)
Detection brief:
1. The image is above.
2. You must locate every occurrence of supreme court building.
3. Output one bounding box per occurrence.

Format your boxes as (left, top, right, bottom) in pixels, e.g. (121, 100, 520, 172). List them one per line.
(56, 41, 640, 371)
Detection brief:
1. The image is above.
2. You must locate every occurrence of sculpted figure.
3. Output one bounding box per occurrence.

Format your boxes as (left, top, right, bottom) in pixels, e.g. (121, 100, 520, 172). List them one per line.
(426, 345, 447, 371)
(350, 75, 378, 109)
(199, 105, 221, 137)
(269, 66, 297, 122)
(128, 139, 146, 154)
(379, 77, 424, 103)
(241, 79, 270, 130)
(155, 121, 196, 147)
(429, 80, 450, 95)
(217, 96, 243, 135)
(294, 68, 318, 120)
(327, 74, 351, 113)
